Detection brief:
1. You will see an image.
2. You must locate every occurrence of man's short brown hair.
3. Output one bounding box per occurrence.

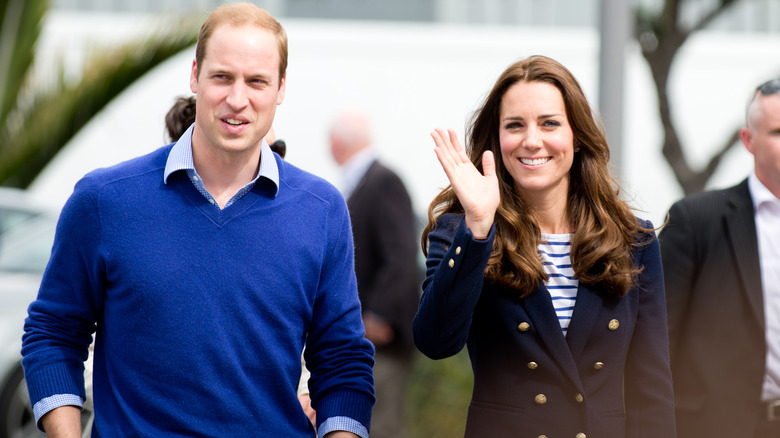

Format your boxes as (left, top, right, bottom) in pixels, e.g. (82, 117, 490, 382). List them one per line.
(195, 3, 288, 84)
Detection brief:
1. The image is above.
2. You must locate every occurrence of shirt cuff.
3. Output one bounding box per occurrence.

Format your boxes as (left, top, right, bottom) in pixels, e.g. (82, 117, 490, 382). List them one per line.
(33, 393, 83, 431)
(318, 416, 368, 438)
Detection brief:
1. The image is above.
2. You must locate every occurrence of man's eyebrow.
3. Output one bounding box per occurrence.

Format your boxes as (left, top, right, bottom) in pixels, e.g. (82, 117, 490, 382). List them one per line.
(205, 67, 231, 76)
(249, 73, 273, 81)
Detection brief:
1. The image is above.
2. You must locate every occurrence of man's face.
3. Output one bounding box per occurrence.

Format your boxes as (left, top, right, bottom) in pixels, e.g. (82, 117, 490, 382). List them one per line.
(190, 24, 286, 157)
(743, 93, 780, 197)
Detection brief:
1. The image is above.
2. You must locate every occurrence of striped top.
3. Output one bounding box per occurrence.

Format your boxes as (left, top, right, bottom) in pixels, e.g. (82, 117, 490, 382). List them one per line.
(539, 233, 579, 335)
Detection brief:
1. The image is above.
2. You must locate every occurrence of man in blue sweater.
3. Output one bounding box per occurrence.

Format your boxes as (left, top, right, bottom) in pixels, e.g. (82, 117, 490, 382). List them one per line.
(21, 3, 375, 437)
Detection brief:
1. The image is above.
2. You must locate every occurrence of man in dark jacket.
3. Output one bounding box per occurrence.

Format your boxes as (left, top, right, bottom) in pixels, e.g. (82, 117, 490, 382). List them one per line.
(660, 78, 780, 438)
(330, 110, 421, 438)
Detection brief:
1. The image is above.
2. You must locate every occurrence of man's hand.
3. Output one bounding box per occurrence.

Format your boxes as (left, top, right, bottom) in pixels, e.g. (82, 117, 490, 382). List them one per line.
(40, 405, 82, 438)
(363, 312, 394, 347)
(297, 394, 316, 426)
(323, 432, 360, 438)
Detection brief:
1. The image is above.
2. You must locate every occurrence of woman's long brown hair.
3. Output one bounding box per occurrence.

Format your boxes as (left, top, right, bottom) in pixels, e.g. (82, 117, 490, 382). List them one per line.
(422, 55, 650, 298)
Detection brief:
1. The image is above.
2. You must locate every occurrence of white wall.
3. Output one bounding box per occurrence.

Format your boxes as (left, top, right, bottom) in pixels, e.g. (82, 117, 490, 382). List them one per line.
(29, 11, 779, 227)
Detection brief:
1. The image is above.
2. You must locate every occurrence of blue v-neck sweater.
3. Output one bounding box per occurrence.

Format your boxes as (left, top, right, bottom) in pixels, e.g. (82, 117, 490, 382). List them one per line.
(22, 144, 374, 437)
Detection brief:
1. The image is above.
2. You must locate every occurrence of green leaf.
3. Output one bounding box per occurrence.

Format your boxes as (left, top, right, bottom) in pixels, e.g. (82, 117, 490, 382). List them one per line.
(0, 0, 48, 129)
(0, 11, 201, 187)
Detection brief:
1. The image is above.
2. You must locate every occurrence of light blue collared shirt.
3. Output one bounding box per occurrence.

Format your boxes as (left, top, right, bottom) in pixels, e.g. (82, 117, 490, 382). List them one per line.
(163, 124, 280, 205)
(319, 417, 369, 438)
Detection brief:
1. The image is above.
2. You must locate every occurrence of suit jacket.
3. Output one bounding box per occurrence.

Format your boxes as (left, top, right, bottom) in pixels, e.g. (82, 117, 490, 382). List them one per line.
(659, 179, 765, 438)
(347, 160, 421, 353)
(413, 214, 676, 438)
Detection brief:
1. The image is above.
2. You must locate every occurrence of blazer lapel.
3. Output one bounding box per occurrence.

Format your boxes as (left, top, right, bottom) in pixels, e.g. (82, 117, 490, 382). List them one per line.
(724, 181, 764, 327)
(523, 285, 584, 389)
(565, 282, 604, 360)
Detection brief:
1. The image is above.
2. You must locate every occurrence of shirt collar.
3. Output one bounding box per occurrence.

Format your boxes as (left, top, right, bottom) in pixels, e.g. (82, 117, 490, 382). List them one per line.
(163, 123, 280, 196)
(340, 147, 375, 199)
(749, 171, 780, 211)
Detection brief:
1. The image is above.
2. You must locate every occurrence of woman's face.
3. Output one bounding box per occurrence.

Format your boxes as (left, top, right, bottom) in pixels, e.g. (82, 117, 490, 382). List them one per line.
(498, 80, 575, 203)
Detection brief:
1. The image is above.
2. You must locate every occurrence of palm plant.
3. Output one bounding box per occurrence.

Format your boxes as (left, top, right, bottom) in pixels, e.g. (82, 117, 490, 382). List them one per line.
(0, 0, 200, 188)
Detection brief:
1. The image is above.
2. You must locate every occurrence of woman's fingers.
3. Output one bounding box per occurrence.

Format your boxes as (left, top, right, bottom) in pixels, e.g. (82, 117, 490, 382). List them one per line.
(434, 128, 469, 165)
(431, 129, 499, 239)
(482, 150, 496, 179)
(431, 128, 483, 197)
(446, 128, 469, 163)
(431, 128, 461, 179)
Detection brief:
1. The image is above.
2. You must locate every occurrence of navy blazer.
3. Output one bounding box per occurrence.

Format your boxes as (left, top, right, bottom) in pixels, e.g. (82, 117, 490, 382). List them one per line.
(660, 179, 765, 437)
(413, 214, 676, 437)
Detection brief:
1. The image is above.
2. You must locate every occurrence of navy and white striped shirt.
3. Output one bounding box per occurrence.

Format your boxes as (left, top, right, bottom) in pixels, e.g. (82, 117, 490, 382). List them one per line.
(539, 233, 579, 335)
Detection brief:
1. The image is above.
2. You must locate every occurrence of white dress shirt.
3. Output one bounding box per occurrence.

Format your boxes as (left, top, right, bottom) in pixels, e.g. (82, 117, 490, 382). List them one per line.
(750, 172, 780, 401)
(339, 147, 376, 199)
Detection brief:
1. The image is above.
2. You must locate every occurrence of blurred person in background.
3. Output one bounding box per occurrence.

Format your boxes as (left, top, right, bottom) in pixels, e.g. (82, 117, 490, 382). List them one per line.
(413, 55, 675, 437)
(164, 95, 197, 142)
(329, 109, 421, 438)
(21, 3, 373, 437)
(660, 77, 780, 438)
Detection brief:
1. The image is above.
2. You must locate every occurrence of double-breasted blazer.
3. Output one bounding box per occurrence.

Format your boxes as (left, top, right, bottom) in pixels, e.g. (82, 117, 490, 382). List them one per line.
(659, 179, 765, 438)
(413, 213, 676, 438)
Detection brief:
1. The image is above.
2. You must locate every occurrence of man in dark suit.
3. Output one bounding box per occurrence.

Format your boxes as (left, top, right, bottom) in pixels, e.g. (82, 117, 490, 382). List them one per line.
(659, 78, 780, 438)
(329, 110, 421, 438)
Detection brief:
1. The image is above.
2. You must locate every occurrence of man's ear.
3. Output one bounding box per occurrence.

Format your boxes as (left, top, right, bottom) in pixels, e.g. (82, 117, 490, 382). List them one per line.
(190, 58, 199, 93)
(276, 74, 286, 105)
(740, 126, 755, 155)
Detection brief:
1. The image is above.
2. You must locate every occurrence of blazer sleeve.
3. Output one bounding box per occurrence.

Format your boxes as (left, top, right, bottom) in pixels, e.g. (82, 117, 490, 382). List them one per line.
(658, 200, 697, 356)
(412, 214, 495, 359)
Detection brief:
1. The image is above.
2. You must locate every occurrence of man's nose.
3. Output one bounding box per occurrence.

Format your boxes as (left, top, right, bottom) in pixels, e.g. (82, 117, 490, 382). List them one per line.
(226, 83, 248, 109)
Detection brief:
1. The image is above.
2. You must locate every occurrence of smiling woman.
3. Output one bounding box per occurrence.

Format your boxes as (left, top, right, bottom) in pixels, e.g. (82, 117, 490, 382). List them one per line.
(498, 80, 575, 208)
(413, 55, 676, 438)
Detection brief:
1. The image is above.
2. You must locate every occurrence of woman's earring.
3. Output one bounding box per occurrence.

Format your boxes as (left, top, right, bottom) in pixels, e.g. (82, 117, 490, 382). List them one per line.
(574, 147, 581, 152)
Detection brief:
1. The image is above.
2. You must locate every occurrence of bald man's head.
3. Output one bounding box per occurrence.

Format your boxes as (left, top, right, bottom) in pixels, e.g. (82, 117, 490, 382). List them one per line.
(329, 110, 373, 166)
